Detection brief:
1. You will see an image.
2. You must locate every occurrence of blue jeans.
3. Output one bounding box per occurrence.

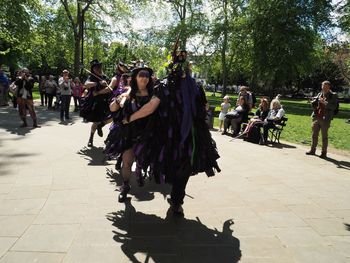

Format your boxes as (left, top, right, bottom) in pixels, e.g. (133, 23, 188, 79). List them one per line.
(60, 95, 71, 119)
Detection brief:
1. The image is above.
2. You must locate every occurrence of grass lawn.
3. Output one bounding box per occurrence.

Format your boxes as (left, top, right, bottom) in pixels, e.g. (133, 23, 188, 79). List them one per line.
(207, 92, 350, 152)
(33, 83, 40, 100)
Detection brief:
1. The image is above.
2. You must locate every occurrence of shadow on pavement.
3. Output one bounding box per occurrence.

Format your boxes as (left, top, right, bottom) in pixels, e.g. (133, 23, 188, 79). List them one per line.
(106, 200, 241, 263)
(322, 157, 350, 170)
(0, 104, 80, 136)
(345, 223, 350, 231)
(266, 142, 297, 149)
(106, 168, 171, 202)
(77, 146, 108, 166)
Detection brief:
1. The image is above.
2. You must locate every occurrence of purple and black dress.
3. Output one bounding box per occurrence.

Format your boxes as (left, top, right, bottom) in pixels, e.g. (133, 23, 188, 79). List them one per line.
(104, 91, 152, 161)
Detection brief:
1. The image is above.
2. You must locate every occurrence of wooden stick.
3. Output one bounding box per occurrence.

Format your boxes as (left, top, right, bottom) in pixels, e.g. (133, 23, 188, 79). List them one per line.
(119, 88, 131, 108)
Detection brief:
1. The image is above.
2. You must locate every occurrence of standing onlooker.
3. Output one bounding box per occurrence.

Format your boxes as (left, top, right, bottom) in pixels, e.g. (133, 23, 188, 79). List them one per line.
(59, 69, 73, 121)
(72, 77, 83, 112)
(45, 75, 57, 110)
(218, 95, 231, 132)
(237, 86, 253, 110)
(39, 76, 47, 106)
(0, 65, 10, 106)
(14, 68, 40, 128)
(306, 81, 338, 158)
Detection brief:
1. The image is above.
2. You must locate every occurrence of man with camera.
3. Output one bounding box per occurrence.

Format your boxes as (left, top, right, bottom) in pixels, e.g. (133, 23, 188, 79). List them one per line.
(59, 69, 73, 121)
(306, 81, 338, 159)
(14, 68, 39, 128)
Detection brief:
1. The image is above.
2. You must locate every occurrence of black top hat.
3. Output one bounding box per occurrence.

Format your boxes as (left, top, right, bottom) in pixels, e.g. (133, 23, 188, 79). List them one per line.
(90, 59, 102, 70)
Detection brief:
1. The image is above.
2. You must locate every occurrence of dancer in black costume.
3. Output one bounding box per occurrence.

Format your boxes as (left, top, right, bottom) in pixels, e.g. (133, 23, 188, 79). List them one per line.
(80, 59, 112, 147)
(104, 68, 131, 170)
(109, 62, 154, 203)
(122, 47, 220, 215)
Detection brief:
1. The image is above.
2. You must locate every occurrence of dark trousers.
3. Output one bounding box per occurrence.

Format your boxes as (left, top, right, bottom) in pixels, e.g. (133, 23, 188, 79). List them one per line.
(47, 94, 54, 109)
(263, 121, 276, 142)
(73, 96, 80, 109)
(311, 118, 330, 154)
(40, 92, 47, 106)
(12, 95, 17, 108)
(171, 161, 191, 207)
(60, 95, 71, 119)
(224, 117, 242, 135)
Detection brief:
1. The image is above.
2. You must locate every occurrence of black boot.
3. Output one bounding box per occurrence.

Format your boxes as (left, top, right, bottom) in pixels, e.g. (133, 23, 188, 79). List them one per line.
(115, 156, 122, 170)
(33, 119, 40, 128)
(87, 133, 94, 147)
(97, 122, 105, 137)
(118, 182, 131, 203)
(20, 118, 27, 128)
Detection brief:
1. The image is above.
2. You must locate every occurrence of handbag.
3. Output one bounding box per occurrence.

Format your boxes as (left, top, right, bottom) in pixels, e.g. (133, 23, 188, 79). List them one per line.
(9, 82, 18, 95)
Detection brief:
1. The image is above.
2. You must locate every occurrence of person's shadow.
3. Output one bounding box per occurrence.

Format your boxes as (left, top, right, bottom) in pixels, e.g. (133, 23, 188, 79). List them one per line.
(106, 200, 241, 263)
(106, 168, 171, 202)
(77, 146, 109, 166)
(321, 156, 350, 170)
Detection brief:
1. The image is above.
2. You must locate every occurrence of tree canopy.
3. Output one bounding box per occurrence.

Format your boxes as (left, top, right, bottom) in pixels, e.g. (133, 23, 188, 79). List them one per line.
(0, 0, 349, 96)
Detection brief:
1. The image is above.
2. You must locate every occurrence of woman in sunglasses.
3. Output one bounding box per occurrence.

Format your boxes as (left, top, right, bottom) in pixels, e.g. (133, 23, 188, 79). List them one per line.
(112, 65, 154, 202)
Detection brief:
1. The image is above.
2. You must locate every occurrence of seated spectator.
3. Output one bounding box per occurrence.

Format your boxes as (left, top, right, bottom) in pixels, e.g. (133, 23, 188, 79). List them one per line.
(222, 96, 250, 137)
(242, 98, 269, 143)
(243, 98, 269, 132)
(262, 99, 285, 144)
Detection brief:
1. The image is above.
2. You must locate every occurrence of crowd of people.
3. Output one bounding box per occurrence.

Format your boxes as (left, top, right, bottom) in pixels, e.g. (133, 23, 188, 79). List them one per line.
(218, 86, 286, 145)
(0, 51, 341, 215)
(0, 67, 85, 126)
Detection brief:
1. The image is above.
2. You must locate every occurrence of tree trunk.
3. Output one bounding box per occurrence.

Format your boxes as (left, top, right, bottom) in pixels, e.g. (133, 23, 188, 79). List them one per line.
(221, 0, 228, 97)
(73, 32, 81, 77)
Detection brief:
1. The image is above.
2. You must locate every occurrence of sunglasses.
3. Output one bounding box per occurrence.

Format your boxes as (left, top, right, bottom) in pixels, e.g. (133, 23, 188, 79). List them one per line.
(137, 71, 150, 78)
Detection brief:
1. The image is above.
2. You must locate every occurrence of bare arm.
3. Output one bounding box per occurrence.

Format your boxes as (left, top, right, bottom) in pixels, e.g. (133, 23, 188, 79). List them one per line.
(129, 97, 161, 123)
(110, 98, 120, 112)
(84, 81, 97, 89)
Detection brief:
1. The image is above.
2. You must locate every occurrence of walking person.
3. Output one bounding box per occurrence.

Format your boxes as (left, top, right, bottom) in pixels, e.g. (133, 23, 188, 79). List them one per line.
(81, 59, 112, 147)
(59, 70, 73, 121)
(306, 81, 338, 159)
(14, 68, 40, 128)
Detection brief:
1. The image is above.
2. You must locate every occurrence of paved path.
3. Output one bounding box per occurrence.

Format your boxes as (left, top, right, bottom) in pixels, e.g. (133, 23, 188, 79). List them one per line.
(0, 103, 349, 263)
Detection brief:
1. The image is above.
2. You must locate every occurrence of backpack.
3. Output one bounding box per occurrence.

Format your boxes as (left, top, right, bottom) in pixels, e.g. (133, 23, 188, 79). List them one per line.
(244, 125, 261, 144)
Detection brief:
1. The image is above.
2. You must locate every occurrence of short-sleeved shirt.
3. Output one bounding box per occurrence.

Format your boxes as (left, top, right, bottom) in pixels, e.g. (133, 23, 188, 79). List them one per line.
(221, 102, 231, 114)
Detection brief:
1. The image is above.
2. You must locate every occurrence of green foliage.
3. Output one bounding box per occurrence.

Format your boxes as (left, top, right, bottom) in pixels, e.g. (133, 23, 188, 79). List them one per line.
(247, 0, 333, 91)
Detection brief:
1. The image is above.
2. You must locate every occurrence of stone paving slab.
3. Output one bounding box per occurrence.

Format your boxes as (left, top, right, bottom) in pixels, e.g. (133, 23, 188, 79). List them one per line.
(0, 103, 350, 262)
